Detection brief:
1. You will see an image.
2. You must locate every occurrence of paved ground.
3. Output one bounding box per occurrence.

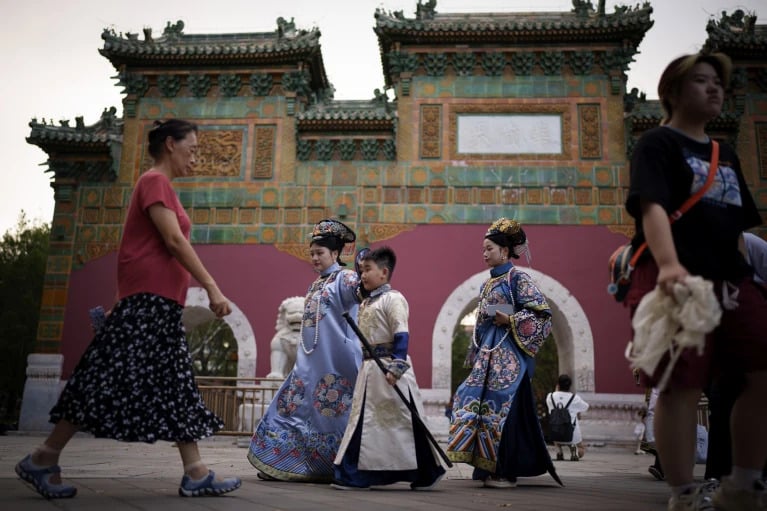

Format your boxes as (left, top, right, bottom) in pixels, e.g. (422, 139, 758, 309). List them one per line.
(0, 434, 706, 510)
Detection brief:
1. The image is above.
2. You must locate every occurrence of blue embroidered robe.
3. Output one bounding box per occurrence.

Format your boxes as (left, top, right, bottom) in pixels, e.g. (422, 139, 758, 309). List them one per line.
(447, 262, 560, 484)
(247, 264, 362, 482)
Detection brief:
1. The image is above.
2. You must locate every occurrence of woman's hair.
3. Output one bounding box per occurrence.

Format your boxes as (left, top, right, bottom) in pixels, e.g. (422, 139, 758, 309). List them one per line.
(311, 236, 343, 254)
(557, 374, 572, 392)
(657, 52, 732, 124)
(147, 119, 198, 159)
(362, 246, 397, 280)
(485, 218, 527, 259)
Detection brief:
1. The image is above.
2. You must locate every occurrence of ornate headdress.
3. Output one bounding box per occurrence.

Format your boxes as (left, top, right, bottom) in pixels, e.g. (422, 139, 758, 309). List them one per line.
(485, 217, 530, 262)
(485, 217, 521, 239)
(311, 219, 356, 243)
(310, 219, 356, 266)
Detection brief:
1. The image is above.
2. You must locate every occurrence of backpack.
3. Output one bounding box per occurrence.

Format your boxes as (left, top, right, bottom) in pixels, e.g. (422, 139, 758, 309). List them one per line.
(548, 393, 576, 443)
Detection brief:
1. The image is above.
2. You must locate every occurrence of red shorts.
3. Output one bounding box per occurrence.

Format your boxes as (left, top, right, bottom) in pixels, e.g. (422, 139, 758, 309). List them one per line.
(626, 259, 767, 390)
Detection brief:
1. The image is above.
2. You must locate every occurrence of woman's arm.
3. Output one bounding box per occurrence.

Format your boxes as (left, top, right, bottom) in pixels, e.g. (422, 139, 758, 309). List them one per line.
(148, 204, 230, 317)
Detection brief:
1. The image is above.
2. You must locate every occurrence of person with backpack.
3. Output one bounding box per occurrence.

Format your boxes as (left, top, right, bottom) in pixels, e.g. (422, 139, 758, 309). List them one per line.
(546, 375, 590, 461)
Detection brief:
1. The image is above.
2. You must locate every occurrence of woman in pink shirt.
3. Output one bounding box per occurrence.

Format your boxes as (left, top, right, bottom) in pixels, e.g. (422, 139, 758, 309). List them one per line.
(15, 119, 241, 499)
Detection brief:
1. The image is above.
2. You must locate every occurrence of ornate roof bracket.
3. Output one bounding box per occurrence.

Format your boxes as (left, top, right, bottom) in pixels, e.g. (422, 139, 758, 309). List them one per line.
(27, 107, 123, 184)
(101, 19, 331, 110)
(704, 9, 763, 58)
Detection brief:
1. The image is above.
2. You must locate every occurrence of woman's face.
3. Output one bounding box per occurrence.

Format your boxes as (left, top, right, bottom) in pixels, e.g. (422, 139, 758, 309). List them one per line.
(168, 131, 198, 178)
(309, 244, 337, 273)
(672, 62, 724, 124)
(482, 239, 508, 268)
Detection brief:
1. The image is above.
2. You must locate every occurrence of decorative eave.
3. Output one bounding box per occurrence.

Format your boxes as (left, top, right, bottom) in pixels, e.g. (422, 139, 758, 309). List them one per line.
(704, 10, 765, 59)
(624, 100, 741, 157)
(27, 107, 123, 182)
(625, 100, 662, 132)
(375, 2, 652, 87)
(100, 19, 329, 90)
(297, 98, 396, 132)
(375, 8, 653, 46)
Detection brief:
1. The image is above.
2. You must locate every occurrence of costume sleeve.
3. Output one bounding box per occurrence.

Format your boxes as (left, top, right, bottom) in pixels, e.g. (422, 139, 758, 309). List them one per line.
(387, 293, 409, 360)
(386, 292, 409, 336)
(391, 332, 408, 360)
(507, 270, 552, 357)
(386, 332, 411, 378)
(338, 270, 361, 310)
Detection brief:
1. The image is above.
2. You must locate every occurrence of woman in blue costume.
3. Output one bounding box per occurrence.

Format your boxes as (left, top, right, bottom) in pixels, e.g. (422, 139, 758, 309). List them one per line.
(248, 219, 363, 482)
(447, 218, 562, 488)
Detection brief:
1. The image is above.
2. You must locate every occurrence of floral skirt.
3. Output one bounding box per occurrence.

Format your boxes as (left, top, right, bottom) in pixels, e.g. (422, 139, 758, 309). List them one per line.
(50, 293, 223, 443)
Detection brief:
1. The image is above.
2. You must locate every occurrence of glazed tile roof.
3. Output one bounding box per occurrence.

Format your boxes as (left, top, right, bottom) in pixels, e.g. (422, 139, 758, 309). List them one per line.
(704, 11, 765, 58)
(626, 99, 741, 134)
(101, 25, 321, 65)
(297, 99, 395, 131)
(27, 108, 123, 151)
(99, 20, 329, 89)
(374, 4, 654, 48)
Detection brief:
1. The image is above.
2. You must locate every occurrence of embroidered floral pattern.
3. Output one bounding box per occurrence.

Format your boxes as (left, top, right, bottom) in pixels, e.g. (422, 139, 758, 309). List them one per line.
(464, 348, 520, 390)
(276, 374, 306, 416)
(313, 373, 354, 417)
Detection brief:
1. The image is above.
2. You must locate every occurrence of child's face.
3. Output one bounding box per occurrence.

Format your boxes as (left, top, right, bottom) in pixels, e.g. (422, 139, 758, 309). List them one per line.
(360, 260, 388, 291)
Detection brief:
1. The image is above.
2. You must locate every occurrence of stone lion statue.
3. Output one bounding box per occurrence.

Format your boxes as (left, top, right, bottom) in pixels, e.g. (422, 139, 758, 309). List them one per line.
(266, 296, 304, 379)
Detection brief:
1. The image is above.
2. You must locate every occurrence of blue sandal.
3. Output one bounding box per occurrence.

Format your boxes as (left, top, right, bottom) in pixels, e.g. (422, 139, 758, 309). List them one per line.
(178, 470, 241, 497)
(15, 454, 77, 499)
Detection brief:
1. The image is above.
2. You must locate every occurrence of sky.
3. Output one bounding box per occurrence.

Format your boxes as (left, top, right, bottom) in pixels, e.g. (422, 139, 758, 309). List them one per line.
(0, 0, 762, 235)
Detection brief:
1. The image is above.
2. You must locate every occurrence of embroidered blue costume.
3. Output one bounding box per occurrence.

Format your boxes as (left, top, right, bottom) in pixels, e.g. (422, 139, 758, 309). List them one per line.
(248, 219, 362, 482)
(447, 218, 561, 487)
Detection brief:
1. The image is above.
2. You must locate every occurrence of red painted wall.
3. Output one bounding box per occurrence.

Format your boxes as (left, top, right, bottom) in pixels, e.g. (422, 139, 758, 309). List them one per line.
(61, 224, 639, 394)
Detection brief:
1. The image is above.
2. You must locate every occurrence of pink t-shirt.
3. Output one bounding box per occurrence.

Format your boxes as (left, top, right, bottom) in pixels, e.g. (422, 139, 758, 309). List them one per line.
(117, 171, 191, 305)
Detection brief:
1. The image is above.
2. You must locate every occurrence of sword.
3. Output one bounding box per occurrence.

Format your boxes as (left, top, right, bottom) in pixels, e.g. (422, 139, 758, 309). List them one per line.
(342, 311, 453, 467)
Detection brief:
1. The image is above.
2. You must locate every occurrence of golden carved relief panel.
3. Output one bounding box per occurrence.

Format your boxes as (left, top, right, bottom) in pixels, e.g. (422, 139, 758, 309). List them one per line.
(138, 126, 244, 178)
(254, 126, 275, 179)
(195, 130, 242, 177)
(578, 104, 602, 159)
(420, 105, 442, 159)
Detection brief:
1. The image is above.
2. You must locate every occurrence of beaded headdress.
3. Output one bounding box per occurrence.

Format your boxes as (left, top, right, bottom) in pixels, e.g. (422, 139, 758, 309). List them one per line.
(311, 219, 356, 243)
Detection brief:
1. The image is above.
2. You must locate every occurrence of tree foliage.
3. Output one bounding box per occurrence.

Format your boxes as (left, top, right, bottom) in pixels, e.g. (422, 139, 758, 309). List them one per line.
(187, 318, 238, 378)
(0, 213, 50, 425)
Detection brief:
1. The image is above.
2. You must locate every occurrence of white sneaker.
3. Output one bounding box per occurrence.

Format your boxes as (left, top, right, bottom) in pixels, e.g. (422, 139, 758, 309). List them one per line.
(483, 477, 517, 489)
(712, 477, 766, 511)
(667, 481, 717, 511)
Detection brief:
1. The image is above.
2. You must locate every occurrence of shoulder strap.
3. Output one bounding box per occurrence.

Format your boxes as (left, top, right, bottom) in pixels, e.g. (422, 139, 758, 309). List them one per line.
(564, 393, 575, 409)
(628, 140, 720, 268)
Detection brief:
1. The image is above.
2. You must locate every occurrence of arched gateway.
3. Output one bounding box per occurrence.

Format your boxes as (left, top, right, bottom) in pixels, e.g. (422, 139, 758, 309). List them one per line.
(431, 267, 595, 394)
